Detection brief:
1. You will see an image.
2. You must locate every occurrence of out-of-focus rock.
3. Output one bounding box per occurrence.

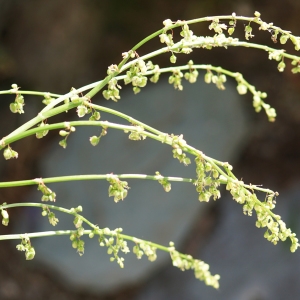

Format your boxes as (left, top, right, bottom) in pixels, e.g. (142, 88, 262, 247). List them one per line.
(135, 181, 300, 300)
(20, 78, 249, 293)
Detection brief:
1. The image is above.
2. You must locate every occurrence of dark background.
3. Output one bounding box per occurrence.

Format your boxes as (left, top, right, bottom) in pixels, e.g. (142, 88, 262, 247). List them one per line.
(0, 0, 300, 299)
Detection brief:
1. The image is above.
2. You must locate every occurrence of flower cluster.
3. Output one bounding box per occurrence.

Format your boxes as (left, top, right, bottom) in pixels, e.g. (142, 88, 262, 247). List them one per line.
(208, 18, 228, 35)
(170, 134, 191, 166)
(226, 179, 300, 252)
(1, 207, 9, 226)
(227, 14, 237, 35)
(16, 236, 35, 260)
(123, 59, 148, 94)
(159, 30, 174, 47)
(98, 227, 130, 268)
(148, 62, 161, 83)
(268, 49, 285, 62)
(251, 91, 277, 122)
(252, 11, 300, 51)
(3, 146, 18, 160)
(207, 71, 227, 90)
(70, 231, 85, 256)
(36, 121, 49, 139)
(42, 92, 55, 105)
(160, 20, 236, 54)
(89, 127, 107, 146)
(127, 125, 147, 141)
(58, 87, 86, 109)
(155, 171, 171, 192)
(268, 49, 287, 73)
(107, 175, 129, 202)
(103, 77, 122, 101)
(291, 60, 300, 74)
(244, 24, 255, 40)
(133, 240, 157, 262)
(169, 69, 184, 90)
(37, 181, 56, 202)
(58, 122, 76, 148)
(184, 60, 199, 83)
(9, 84, 25, 114)
(70, 209, 85, 256)
(169, 242, 220, 289)
(41, 205, 59, 226)
(88, 108, 101, 122)
(194, 156, 221, 202)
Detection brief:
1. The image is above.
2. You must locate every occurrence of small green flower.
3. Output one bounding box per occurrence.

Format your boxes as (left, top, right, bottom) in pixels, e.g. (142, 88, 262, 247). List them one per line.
(25, 246, 35, 260)
(89, 136, 100, 146)
(77, 105, 88, 117)
(170, 54, 177, 64)
(237, 83, 248, 95)
(59, 139, 67, 149)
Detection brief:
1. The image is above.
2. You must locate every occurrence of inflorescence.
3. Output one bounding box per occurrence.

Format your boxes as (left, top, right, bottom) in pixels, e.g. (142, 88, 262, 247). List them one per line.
(0, 11, 300, 289)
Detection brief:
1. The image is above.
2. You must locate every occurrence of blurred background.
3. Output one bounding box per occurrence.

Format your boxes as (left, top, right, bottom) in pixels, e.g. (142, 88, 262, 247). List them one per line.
(0, 0, 300, 299)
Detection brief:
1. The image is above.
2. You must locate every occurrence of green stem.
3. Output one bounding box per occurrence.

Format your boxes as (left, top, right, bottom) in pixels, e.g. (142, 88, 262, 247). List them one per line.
(0, 202, 188, 257)
(0, 63, 272, 141)
(2, 102, 78, 145)
(0, 228, 173, 260)
(78, 13, 300, 105)
(0, 230, 76, 240)
(0, 174, 193, 188)
(0, 90, 61, 97)
(0, 120, 163, 147)
(0, 118, 276, 197)
(87, 102, 165, 136)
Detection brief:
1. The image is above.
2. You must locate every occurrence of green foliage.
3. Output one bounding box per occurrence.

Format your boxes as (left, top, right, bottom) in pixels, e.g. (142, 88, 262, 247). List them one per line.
(0, 11, 299, 289)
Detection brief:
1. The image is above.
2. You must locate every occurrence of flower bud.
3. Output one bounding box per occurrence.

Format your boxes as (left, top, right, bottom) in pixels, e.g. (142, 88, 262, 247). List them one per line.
(25, 247, 35, 260)
(3, 148, 12, 160)
(16, 95, 24, 104)
(280, 34, 289, 44)
(93, 111, 101, 120)
(9, 103, 18, 113)
(170, 54, 177, 64)
(1, 209, 8, 220)
(237, 83, 247, 95)
(90, 136, 100, 146)
(59, 139, 67, 149)
(72, 240, 78, 249)
(77, 105, 88, 118)
(73, 216, 83, 228)
(228, 27, 235, 35)
(254, 11, 261, 17)
(204, 72, 212, 83)
(277, 61, 286, 72)
(163, 19, 172, 27)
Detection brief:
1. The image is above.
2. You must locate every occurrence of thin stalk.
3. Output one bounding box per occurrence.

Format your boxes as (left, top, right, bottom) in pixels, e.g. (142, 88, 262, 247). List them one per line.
(0, 202, 198, 260)
(0, 90, 61, 97)
(0, 120, 164, 147)
(0, 174, 194, 188)
(2, 102, 78, 145)
(87, 102, 165, 136)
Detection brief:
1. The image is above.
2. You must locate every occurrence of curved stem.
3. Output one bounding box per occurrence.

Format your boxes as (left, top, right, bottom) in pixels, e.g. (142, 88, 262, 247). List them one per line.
(1, 102, 78, 145)
(87, 102, 165, 136)
(0, 120, 164, 147)
(0, 201, 217, 280)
